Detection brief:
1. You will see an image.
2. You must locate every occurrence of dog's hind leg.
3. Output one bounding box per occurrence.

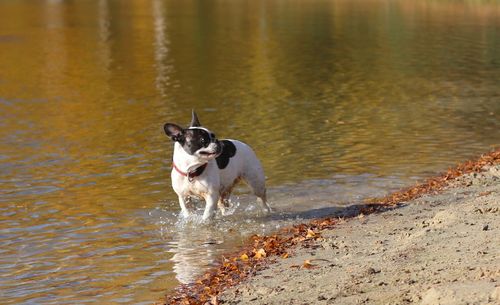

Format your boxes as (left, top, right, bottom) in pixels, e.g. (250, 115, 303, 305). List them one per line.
(256, 189, 271, 214)
(217, 195, 230, 216)
(242, 165, 271, 214)
(245, 177, 271, 214)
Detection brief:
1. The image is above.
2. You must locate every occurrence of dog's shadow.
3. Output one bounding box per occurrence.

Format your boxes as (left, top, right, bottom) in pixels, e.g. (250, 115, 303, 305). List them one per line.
(266, 202, 402, 222)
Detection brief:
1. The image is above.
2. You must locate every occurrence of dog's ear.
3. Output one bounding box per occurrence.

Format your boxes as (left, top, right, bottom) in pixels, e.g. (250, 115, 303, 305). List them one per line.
(190, 109, 201, 127)
(164, 123, 184, 142)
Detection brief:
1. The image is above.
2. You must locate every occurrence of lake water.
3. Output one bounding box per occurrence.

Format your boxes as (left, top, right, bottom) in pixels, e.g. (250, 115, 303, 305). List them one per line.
(1, 0, 499, 304)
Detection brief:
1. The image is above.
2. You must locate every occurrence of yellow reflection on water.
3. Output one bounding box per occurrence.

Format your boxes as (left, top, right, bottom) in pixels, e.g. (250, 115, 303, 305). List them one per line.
(0, 0, 499, 304)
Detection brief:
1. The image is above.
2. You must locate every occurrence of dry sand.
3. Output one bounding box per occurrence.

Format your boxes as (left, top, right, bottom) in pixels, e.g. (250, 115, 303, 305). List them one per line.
(219, 166, 500, 305)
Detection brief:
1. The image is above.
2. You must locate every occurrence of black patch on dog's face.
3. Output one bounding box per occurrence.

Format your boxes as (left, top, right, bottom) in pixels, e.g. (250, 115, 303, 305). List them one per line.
(216, 140, 237, 169)
(183, 129, 214, 155)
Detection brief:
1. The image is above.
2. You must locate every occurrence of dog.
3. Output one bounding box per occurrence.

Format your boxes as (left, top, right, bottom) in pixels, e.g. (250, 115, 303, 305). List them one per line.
(164, 110, 271, 220)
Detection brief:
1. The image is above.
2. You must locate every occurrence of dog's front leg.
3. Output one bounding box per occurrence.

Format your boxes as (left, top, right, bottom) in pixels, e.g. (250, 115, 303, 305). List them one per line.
(202, 193, 219, 221)
(178, 195, 191, 218)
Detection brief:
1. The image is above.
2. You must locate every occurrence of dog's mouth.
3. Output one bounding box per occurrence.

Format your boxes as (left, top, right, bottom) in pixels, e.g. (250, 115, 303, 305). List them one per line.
(198, 142, 222, 157)
(199, 151, 214, 156)
(199, 151, 219, 157)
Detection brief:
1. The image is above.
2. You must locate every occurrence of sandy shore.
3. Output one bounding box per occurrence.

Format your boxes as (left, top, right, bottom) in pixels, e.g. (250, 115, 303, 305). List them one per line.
(218, 165, 500, 304)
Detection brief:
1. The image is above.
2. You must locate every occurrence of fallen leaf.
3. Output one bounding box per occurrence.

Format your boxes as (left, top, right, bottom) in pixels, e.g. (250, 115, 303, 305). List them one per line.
(211, 295, 218, 305)
(302, 260, 317, 269)
(281, 253, 289, 259)
(254, 248, 266, 259)
(292, 236, 306, 243)
(306, 229, 316, 238)
(240, 253, 249, 261)
(479, 191, 492, 197)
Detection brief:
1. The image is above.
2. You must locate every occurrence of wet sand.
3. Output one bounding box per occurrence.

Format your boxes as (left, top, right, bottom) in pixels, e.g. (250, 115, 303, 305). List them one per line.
(219, 165, 500, 304)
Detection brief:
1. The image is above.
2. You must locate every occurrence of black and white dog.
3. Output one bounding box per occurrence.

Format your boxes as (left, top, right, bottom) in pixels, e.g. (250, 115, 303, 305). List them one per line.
(164, 111, 271, 220)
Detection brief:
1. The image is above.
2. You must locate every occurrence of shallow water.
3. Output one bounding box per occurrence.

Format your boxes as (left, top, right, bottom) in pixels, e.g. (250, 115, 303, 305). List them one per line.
(1, 0, 499, 304)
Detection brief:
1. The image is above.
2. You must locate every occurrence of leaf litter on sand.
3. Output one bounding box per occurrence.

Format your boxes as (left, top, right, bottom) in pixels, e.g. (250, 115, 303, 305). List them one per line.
(366, 148, 500, 207)
(159, 148, 500, 305)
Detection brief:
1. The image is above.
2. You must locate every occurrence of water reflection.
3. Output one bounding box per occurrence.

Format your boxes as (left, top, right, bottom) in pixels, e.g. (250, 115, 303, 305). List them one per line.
(97, 0, 112, 76)
(152, 0, 173, 98)
(167, 226, 225, 284)
(1, 0, 500, 304)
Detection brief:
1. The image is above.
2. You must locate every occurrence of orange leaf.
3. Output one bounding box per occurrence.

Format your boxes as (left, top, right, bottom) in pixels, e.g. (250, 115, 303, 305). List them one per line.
(306, 229, 316, 238)
(211, 295, 218, 305)
(292, 236, 306, 243)
(254, 248, 267, 259)
(303, 259, 317, 269)
(281, 252, 289, 259)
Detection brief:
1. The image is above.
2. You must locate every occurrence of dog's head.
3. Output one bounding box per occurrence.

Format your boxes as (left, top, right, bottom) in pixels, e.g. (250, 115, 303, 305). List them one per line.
(164, 110, 222, 160)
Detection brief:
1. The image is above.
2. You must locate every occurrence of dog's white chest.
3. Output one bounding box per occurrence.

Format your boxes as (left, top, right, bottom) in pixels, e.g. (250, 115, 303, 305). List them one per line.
(171, 162, 219, 196)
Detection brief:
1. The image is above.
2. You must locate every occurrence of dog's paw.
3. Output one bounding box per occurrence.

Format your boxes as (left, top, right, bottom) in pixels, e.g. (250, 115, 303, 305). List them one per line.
(180, 210, 191, 218)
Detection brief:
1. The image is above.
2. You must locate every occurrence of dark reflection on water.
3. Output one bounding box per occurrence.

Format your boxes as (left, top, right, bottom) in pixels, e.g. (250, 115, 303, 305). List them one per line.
(1, 0, 500, 304)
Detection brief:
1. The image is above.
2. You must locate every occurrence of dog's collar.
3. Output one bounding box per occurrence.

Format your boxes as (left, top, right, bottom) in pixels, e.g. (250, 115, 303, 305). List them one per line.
(172, 162, 208, 182)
